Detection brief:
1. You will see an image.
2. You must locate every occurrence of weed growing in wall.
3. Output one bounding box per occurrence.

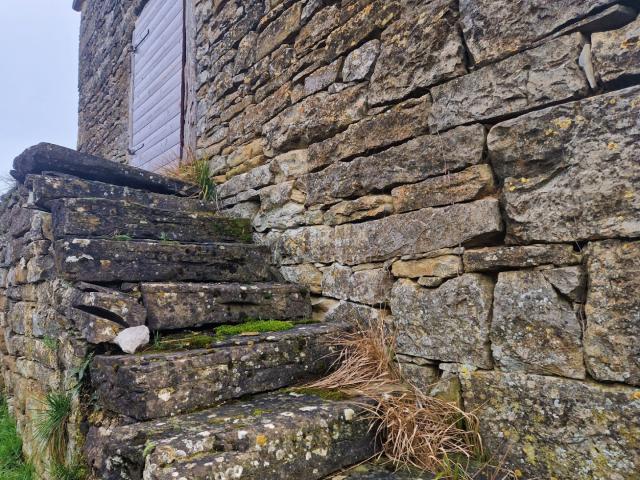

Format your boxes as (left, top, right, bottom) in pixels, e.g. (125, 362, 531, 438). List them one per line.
(34, 391, 72, 464)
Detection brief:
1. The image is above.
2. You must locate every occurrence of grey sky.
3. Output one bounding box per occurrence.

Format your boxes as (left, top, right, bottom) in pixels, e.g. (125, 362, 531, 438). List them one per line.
(0, 1, 79, 187)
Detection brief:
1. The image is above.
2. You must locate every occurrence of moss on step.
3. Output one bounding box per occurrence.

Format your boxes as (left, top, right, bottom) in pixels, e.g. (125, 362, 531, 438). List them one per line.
(214, 319, 295, 339)
(142, 332, 215, 353)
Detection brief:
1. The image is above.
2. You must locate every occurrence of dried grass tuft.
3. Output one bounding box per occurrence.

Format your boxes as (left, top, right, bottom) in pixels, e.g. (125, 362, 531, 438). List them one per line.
(161, 149, 216, 201)
(309, 318, 513, 479)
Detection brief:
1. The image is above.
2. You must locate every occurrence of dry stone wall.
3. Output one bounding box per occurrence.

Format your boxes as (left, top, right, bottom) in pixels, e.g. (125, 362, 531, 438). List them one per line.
(192, 1, 640, 477)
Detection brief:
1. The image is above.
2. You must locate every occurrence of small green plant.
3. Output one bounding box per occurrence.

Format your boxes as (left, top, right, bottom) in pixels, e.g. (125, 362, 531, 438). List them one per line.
(142, 441, 156, 459)
(163, 152, 216, 201)
(70, 353, 94, 394)
(112, 234, 133, 241)
(214, 319, 295, 338)
(0, 396, 34, 480)
(43, 336, 59, 351)
(50, 459, 87, 480)
(34, 392, 72, 463)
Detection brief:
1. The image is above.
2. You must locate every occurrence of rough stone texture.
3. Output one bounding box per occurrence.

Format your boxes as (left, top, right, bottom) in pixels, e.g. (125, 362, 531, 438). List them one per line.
(306, 95, 432, 172)
(92, 323, 343, 420)
(369, 0, 467, 105)
(280, 264, 322, 294)
(333, 199, 503, 265)
(463, 244, 582, 272)
(541, 265, 587, 303)
(53, 239, 276, 283)
(337, 462, 435, 479)
(585, 240, 640, 386)
(51, 198, 252, 243)
(321, 264, 393, 306)
(593, 15, 640, 86)
(489, 86, 640, 243)
(141, 282, 311, 330)
(85, 391, 375, 480)
(324, 195, 393, 226)
(13, 143, 196, 195)
(392, 164, 496, 213)
(459, 0, 615, 66)
(390, 275, 494, 368)
(429, 33, 589, 132)
(303, 124, 486, 206)
(391, 255, 461, 279)
(342, 39, 380, 82)
(461, 370, 640, 479)
(492, 270, 585, 379)
(112, 326, 149, 354)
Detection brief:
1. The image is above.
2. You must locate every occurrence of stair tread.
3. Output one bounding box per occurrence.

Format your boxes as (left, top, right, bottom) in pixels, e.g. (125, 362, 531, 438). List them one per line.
(13, 143, 197, 195)
(327, 464, 435, 480)
(85, 391, 375, 480)
(141, 281, 312, 330)
(91, 322, 346, 420)
(51, 197, 252, 244)
(53, 238, 277, 283)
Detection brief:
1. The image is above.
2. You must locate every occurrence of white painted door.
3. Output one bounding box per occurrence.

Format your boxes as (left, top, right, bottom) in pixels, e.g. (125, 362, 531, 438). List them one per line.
(130, 0, 184, 172)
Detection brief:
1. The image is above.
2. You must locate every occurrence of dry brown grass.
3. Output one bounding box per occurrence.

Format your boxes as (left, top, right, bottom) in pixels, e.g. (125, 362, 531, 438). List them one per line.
(308, 319, 514, 479)
(160, 149, 216, 201)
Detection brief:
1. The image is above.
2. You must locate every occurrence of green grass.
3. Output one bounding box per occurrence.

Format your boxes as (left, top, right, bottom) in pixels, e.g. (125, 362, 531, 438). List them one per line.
(34, 392, 72, 463)
(214, 320, 295, 338)
(50, 460, 87, 480)
(0, 397, 34, 480)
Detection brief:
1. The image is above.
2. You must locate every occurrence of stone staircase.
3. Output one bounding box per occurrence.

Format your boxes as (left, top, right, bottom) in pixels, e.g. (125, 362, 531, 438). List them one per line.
(11, 144, 408, 480)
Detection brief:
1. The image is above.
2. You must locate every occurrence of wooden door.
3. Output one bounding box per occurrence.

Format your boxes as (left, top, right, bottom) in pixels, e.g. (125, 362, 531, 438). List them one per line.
(129, 0, 184, 171)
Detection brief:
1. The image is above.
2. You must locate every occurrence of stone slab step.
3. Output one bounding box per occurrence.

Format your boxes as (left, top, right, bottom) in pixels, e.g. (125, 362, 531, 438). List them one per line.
(53, 238, 277, 283)
(51, 197, 252, 243)
(13, 143, 197, 195)
(26, 172, 218, 212)
(91, 322, 345, 420)
(85, 391, 375, 480)
(326, 464, 434, 479)
(142, 282, 312, 330)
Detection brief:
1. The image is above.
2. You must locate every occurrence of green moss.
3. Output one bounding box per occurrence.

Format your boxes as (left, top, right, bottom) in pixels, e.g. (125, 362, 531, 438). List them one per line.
(112, 234, 133, 241)
(0, 396, 35, 480)
(43, 336, 59, 351)
(211, 218, 253, 243)
(143, 332, 214, 353)
(251, 408, 271, 417)
(288, 387, 350, 401)
(214, 320, 295, 338)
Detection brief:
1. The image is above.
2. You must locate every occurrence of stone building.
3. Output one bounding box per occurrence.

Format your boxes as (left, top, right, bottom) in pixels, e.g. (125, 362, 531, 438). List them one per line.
(1, 0, 639, 478)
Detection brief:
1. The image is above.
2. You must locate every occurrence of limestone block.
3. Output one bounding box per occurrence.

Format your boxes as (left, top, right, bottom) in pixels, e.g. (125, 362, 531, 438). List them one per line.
(391, 255, 461, 279)
(271, 225, 336, 264)
(293, 59, 342, 102)
(218, 164, 274, 199)
(324, 300, 389, 326)
(429, 33, 589, 132)
(489, 86, 640, 243)
(459, 0, 614, 66)
(333, 199, 503, 265)
(463, 244, 581, 272)
(280, 264, 323, 294)
(592, 14, 640, 86)
(342, 39, 380, 82)
(262, 84, 367, 154)
(541, 265, 587, 303)
(392, 164, 496, 213)
(112, 326, 150, 355)
(322, 264, 393, 306)
(369, 0, 466, 105)
(255, 2, 302, 61)
(461, 370, 640, 479)
(307, 94, 432, 171)
(585, 240, 640, 386)
(492, 270, 585, 379)
(303, 124, 486, 206)
(324, 195, 393, 226)
(390, 275, 494, 368)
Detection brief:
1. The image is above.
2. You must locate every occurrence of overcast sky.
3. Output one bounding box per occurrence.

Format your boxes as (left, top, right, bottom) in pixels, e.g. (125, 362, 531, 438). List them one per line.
(0, 1, 80, 188)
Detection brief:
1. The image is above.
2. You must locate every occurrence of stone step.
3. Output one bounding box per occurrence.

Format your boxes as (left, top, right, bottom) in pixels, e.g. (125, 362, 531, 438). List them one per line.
(142, 282, 312, 330)
(12, 143, 197, 196)
(85, 390, 375, 480)
(91, 322, 345, 420)
(326, 464, 434, 479)
(53, 238, 278, 283)
(26, 172, 219, 212)
(51, 197, 252, 243)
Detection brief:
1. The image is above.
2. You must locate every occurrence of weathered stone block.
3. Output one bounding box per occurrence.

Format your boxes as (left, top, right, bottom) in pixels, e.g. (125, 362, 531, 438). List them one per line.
(429, 33, 589, 132)
(463, 244, 581, 272)
(280, 264, 322, 294)
(459, 0, 614, 66)
(541, 265, 587, 303)
(218, 164, 274, 199)
(461, 370, 640, 479)
(492, 270, 585, 379)
(369, 0, 467, 105)
(342, 39, 380, 82)
(391, 255, 461, 279)
(255, 2, 302, 61)
(390, 275, 494, 368)
(141, 282, 311, 330)
(271, 225, 336, 264)
(392, 164, 496, 213)
(489, 86, 640, 243)
(324, 195, 393, 226)
(307, 94, 432, 171)
(303, 124, 486, 206)
(54, 239, 276, 283)
(262, 84, 367, 153)
(322, 264, 393, 306)
(333, 199, 503, 265)
(585, 240, 640, 386)
(592, 14, 640, 86)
